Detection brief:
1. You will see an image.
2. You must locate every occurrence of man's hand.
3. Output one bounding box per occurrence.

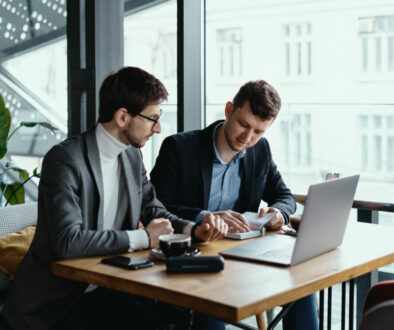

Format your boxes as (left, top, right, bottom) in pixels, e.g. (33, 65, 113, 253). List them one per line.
(213, 210, 250, 233)
(194, 213, 228, 241)
(145, 218, 174, 248)
(259, 207, 285, 230)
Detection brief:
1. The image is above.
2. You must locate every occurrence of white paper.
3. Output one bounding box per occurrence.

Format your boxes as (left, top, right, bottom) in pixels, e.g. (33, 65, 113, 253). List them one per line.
(242, 211, 278, 231)
(225, 211, 277, 240)
(225, 229, 263, 240)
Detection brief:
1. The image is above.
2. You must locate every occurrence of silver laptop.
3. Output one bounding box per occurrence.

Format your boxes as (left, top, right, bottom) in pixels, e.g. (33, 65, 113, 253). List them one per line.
(219, 175, 359, 266)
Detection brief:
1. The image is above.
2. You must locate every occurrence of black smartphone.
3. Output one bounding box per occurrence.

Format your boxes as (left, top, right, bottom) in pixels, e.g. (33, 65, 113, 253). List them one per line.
(101, 256, 154, 270)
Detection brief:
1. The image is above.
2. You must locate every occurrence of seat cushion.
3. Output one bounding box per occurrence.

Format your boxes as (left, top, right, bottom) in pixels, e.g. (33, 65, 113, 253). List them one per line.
(0, 226, 36, 280)
(0, 202, 37, 291)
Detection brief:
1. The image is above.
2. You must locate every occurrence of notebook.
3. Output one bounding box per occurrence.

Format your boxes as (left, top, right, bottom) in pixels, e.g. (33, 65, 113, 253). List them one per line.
(225, 211, 278, 240)
(219, 175, 359, 266)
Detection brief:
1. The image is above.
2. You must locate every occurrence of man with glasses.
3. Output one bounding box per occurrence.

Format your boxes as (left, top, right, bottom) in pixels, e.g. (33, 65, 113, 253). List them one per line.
(4, 66, 227, 330)
(150, 80, 318, 330)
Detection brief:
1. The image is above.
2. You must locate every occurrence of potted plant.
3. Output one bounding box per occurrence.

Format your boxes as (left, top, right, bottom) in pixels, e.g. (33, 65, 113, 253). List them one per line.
(0, 93, 57, 206)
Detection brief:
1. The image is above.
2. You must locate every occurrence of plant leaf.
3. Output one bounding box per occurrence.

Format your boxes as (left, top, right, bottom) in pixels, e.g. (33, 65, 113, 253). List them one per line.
(19, 122, 36, 127)
(5, 161, 29, 180)
(1, 181, 25, 205)
(20, 121, 58, 134)
(33, 167, 41, 178)
(0, 94, 11, 159)
(6, 161, 23, 171)
(19, 170, 29, 181)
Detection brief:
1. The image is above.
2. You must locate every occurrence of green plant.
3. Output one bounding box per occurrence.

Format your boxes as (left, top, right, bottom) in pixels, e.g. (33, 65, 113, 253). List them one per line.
(0, 93, 57, 206)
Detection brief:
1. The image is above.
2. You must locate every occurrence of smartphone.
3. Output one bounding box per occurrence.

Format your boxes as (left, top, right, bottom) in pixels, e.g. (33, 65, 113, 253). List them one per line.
(101, 256, 154, 270)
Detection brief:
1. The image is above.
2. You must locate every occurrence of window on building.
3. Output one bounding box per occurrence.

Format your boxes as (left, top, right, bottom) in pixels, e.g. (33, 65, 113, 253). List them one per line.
(152, 32, 177, 80)
(359, 114, 394, 172)
(216, 28, 242, 79)
(283, 22, 312, 77)
(281, 113, 312, 168)
(359, 15, 394, 74)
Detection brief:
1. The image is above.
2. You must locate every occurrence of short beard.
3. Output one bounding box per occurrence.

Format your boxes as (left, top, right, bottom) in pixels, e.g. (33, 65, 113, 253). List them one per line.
(223, 124, 241, 152)
(122, 130, 144, 149)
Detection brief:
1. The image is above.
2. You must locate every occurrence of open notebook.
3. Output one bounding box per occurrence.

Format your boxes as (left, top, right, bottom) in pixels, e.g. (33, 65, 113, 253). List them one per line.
(225, 211, 278, 240)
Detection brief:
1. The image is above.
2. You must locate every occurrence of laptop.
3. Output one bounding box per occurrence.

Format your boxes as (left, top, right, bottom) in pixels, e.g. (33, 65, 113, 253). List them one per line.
(219, 175, 359, 266)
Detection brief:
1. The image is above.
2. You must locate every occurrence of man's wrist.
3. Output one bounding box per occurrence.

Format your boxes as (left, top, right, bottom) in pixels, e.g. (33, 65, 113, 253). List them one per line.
(143, 228, 151, 248)
(278, 210, 288, 224)
(191, 221, 204, 243)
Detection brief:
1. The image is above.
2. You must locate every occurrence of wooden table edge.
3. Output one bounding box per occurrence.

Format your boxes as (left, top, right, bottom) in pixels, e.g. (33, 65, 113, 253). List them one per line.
(52, 250, 394, 322)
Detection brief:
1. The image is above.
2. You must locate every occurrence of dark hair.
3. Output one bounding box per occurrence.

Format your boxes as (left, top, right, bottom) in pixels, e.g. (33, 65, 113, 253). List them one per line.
(98, 66, 168, 123)
(232, 80, 281, 120)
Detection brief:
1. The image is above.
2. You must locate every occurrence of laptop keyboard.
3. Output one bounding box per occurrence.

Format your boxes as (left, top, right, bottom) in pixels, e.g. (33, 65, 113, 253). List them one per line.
(258, 247, 292, 259)
(257, 240, 295, 261)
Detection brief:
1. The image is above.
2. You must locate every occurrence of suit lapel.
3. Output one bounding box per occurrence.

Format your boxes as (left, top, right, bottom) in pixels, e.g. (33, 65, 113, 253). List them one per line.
(238, 148, 255, 211)
(85, 128, 105, 230)
(120, 151, 139, 229)
(200, 123, 217, 209)
(200, 144, 213, 209)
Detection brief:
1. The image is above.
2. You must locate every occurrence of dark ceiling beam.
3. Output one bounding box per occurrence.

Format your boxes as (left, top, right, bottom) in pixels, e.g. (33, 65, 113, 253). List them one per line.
(0, 28, 66, 62)
(124, 0, 169, 16)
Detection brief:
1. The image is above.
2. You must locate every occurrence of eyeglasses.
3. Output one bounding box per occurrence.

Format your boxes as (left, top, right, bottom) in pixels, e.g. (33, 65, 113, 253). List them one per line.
(136, 109, 162, 127)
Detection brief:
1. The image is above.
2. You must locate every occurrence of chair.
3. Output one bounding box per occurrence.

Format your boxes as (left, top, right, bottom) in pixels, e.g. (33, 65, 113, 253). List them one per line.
(0, 202, 38, 330)
(359, 280, 394, 330)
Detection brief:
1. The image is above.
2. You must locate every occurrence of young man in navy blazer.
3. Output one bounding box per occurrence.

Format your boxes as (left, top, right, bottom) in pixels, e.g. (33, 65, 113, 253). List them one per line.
(150, 80, 318, 330)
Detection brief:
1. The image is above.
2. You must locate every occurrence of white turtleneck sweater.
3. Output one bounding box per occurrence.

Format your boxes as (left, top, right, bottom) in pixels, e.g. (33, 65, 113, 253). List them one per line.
(86, 125, 149, 293)
(95, 124, 149, 251)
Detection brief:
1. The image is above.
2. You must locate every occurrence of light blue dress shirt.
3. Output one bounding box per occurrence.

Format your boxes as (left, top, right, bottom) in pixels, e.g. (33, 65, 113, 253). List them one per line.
(195, 123, 246, 221)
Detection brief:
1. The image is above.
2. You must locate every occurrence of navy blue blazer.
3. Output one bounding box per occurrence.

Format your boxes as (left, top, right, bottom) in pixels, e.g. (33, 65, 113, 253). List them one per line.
(150, 120, 296, 223)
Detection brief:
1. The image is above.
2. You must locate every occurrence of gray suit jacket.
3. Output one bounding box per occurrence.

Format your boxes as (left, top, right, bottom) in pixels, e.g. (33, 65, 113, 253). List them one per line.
(4, 126, 192, 330)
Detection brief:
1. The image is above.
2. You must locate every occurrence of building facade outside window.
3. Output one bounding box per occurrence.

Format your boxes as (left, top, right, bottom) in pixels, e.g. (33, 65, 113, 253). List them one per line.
(206, 0, 394, 203)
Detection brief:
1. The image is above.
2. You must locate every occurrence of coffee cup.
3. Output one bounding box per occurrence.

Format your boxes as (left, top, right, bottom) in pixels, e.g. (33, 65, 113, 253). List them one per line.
(159, 234, 191, 257)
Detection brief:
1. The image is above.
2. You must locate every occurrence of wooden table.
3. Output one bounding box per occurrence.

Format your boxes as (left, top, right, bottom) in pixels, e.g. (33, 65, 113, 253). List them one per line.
(52, 222, 394, 329)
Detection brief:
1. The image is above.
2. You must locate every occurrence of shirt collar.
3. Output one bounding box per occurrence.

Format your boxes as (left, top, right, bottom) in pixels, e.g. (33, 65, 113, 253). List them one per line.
(95, 123, 128, 160)
(212, 122, 246, 165)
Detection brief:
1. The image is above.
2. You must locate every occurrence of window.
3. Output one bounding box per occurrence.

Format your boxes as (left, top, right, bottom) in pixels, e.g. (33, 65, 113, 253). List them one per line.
(206, 1, 394, 206)
(359, 15, 394, 74)
(359, 114, 394, 172)
(217, 28, 242, 79)
(3, 39, 68, 121)
(153, 32, 177, 80)
(124, 0, 177, 173)
(280, 113, 312, 168)
(283, 22, 312, 77)
(1, 1, 67, 200)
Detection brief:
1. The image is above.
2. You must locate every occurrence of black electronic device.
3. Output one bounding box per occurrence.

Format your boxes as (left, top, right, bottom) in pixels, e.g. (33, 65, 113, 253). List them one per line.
(101, 256, 154, 270)
(166, 256, 224, 273)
